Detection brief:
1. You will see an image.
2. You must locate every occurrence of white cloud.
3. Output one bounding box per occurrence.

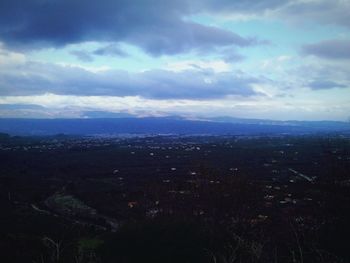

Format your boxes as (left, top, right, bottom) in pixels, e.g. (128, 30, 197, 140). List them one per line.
(260, 55, 293, 71)
(1, 91, 349, 121)
(0, 43, 26, 67)
(166, 60, 232, 73)
(56, 62, 111, 73)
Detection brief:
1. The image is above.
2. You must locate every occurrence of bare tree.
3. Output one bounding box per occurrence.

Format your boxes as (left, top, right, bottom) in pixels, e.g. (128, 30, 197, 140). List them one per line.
(42, 237, 63, 263)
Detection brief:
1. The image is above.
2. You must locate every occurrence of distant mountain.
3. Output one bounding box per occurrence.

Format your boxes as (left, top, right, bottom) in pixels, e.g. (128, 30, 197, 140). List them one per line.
(0, 117, 349, 136)
(206, 116, 350, 129)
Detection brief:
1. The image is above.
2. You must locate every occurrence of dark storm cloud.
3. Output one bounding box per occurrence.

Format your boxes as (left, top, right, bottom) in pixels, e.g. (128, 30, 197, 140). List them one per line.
(308, 80, 347, 90)
(302, 39, 350, 60)
(0, 0, 261, 55)
(2, 0, 348, 55)
(0, 61, 261, 99)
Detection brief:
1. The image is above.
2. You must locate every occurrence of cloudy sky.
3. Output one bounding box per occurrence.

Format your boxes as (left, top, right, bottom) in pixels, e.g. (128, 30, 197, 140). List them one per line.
(0, 0, 349, 120)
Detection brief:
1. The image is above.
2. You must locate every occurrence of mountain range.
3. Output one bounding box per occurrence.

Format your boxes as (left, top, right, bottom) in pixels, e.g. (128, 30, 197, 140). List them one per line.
(0, 117, 349, 136)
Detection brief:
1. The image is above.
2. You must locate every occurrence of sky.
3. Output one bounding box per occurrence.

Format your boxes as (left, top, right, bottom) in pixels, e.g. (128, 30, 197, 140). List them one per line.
(0, 0, 349, 121)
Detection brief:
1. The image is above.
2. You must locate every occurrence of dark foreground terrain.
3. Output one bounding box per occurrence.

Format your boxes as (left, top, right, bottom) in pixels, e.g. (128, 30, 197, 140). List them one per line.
(0, 133, 350, 262)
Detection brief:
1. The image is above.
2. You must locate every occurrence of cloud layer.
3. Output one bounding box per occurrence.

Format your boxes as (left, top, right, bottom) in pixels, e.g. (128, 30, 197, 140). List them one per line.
(302, 39, 350, 60)
(0, 0, 260, 55)
(2, 0, 348, 55)
(308, 80, 347, 90)
(0, 53, 260, 99)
